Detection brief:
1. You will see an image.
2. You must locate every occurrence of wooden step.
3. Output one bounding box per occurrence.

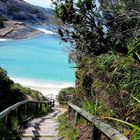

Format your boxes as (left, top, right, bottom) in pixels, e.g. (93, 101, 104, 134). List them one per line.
(20, 108, 66, 140)
(23, 130, 58, 137)
(20, 137, 63, 140)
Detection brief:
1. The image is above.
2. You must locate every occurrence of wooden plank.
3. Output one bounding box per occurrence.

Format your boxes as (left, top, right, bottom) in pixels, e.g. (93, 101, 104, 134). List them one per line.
(68, 103, 128, 140)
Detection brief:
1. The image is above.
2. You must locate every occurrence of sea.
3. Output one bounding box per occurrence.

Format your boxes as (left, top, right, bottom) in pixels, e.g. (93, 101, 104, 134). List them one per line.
(0, 26, 75, 96)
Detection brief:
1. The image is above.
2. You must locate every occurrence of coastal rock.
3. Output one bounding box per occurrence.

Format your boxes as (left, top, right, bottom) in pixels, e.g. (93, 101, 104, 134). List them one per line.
(0, 0, 53, 24)
(0, 0, 55, 39)
(0, 20, 43, 39)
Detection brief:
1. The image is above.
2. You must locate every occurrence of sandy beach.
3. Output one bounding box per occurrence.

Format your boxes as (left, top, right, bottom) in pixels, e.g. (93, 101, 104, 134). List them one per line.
(11, 77, 75, 99)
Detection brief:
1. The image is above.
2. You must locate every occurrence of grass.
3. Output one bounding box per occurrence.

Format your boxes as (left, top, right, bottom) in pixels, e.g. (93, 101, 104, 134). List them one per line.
(57, 114, 79, 140)
(83, 101, 114, 117)
(57, 112, 90, 140)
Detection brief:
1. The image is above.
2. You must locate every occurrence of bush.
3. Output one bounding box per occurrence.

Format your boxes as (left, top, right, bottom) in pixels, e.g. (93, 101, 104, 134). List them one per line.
(57, 87, 75, 102)
(57, 114, 79, 140)
(75, 52, 140, 137)
(0, 67, 46, 111)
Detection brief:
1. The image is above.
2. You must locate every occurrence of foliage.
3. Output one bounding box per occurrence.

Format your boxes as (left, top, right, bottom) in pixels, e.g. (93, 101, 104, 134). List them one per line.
(131, 130, 140, 140)
(76, 53, 140, 120)
(128, 37, 140, 63)
(58, 87, 75, 102)
(75, 53, 140, 138)
(83, 101, 114, 117)
(0, 67, 46, 111)
(53, 0, 140, 62)
(52, 0, 140, 139)
(11, 83, 46, 100)
(57, 113, 79, 140)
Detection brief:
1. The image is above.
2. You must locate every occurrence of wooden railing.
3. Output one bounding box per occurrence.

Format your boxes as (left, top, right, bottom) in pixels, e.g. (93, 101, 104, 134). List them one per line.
(0, 100, 53, 130)
(68, 103, 129, 140)
(58, 101, 68, 108)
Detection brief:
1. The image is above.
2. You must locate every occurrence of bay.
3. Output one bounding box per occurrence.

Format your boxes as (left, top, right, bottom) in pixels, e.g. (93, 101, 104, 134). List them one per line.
(0, 32, 75, 91)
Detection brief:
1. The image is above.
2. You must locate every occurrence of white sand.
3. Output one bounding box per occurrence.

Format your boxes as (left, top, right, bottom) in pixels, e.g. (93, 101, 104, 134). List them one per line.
(11, 77, 75, 99)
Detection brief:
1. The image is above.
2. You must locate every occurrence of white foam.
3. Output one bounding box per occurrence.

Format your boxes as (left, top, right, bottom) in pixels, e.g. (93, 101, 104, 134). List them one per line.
(37, 28, 55, 35)
(11, 77, 75, 98)
(0, 38, 9, 41)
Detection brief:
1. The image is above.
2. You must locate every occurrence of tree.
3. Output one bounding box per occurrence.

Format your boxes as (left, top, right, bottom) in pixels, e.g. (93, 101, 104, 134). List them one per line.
(52, 0, 140, 62)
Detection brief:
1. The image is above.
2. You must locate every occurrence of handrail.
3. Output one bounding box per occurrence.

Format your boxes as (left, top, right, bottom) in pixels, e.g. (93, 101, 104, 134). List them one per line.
(0, 100, 51, 120)
(68, 103, 128, 140)
(0, 99, 53, 130)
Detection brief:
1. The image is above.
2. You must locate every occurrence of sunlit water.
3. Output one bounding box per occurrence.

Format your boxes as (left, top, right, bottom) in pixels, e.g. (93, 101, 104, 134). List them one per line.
(0, 31, 75, 88)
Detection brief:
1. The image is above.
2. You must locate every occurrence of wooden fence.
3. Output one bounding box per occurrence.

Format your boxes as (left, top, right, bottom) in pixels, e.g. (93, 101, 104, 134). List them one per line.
(0, 100, 53, 130)
(68, 103, 129, 140)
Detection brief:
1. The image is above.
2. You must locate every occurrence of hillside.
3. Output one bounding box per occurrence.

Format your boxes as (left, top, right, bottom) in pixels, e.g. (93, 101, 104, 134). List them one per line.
(0, 0, 53, 24)
(0, 68, 46, 112)
(53, 0, 140, 139)
(0, 0, 55, 39)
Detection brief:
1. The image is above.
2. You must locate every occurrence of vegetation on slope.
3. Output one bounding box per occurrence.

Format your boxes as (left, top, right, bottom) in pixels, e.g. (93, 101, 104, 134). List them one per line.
(0, 67, 46, 112)
(57, 87, 75, 102)
(53, 0, 140, 139)
(0, 67, 50, 140)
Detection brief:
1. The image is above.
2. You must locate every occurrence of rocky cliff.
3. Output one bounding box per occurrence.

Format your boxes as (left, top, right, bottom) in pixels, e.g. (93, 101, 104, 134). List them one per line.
(0, 0, 53, 24)
(0, 20, 42, 39)
(0, 0, 54, 39)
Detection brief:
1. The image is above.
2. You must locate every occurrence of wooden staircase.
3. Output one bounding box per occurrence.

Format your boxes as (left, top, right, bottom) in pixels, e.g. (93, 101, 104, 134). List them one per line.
(0, 99, 128, 140)
(20, 109, 63, 140)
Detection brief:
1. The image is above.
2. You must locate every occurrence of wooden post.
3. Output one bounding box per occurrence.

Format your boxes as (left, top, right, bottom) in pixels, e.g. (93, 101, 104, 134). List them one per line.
(35, 103, 38, 115)
(45, 103, 47, 108)
(52, 100, 55, 107)
(26, 103, 29, 117)
(67, 105, 71, 118)
(40, 103, 42, 110)
(17, 106, 22, 124)
(22, 103, 26, 114)
(73, 111, 78, 130)
(6, 112, 12, 130)
(48, 102, 50, 107)
(91, 125, 101, 140)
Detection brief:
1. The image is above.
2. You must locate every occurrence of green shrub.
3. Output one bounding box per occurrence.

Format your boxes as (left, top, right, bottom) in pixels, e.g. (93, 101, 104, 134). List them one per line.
(57, 114, 79, 140)
(58, 87, 75, 102)
(75, 52, 140, 139)
(0, 67, 47, 112)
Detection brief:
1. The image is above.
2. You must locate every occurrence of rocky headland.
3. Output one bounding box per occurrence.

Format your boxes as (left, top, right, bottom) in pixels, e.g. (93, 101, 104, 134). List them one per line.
(0, 20, 43, 39)
(0, 0, 54, 39)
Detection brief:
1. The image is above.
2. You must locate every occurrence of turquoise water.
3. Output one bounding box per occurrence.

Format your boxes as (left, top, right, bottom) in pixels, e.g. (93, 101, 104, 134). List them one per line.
(0, 34, 75, 84)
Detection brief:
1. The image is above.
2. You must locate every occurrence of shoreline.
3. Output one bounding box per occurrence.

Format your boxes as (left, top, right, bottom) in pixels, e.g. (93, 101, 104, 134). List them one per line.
(0, 28, 55, 41)
(11, 77, 75, 98)
(0, 20, 44, 40)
